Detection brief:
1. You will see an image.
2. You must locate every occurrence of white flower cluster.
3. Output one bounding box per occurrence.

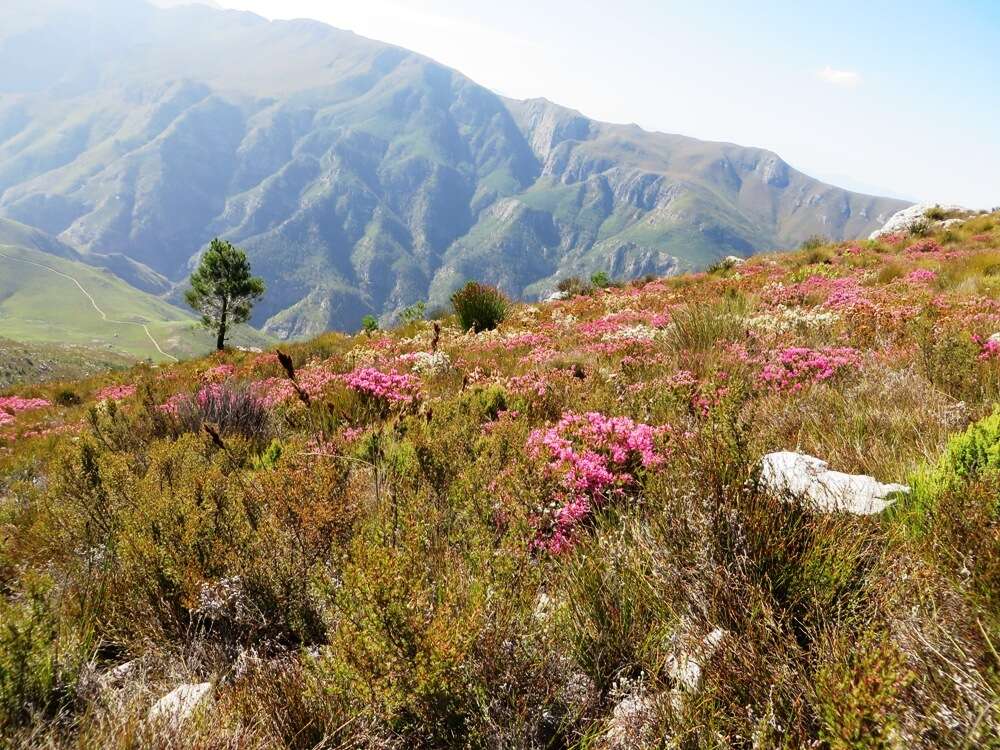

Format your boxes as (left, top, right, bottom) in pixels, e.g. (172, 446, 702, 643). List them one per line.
(748, 305, 839, 334)
(408, 350, 452, 376)
(602, 324, 658, 343)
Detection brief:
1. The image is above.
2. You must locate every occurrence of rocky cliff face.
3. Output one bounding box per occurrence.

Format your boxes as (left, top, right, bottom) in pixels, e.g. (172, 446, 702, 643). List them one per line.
(0, 0, 910, 336)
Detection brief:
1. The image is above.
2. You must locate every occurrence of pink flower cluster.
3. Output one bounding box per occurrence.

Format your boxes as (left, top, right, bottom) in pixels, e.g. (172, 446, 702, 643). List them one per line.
(975, 335, 1000, 361)
(250, 378, 299, 408)
(527, 411, 666, 553)
(771, 274, 866, 310)
(759, 347, 862, 393)
(94, 384, 137, 402)
(0, 396, 52, 426)
(0, 396, 52, 414)
(906, 268, 938, 284)
(342, 367, 420, 405)
(907, 239, 942, 254)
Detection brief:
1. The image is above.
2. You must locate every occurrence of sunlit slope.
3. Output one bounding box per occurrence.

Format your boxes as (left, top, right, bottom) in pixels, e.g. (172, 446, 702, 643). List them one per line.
(0, 244, 271, 361)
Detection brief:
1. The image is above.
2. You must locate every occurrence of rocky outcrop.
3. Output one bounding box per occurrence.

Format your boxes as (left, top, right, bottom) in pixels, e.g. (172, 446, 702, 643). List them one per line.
(869, 203, 970, 239)
(760, 451, 909, 515)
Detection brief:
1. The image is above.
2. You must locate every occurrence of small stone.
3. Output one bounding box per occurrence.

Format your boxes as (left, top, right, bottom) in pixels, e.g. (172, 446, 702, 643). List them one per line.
(666, 627, 727, 693)
(148, 682, 212, 726)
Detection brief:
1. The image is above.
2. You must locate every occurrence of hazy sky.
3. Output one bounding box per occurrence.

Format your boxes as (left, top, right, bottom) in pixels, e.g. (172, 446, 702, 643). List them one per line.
(214, 0, 999, 208)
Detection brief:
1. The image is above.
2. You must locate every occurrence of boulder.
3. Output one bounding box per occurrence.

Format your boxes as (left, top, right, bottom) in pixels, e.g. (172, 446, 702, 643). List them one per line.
(148, 682, 212, 726)
(760, 451, 908, 515)
(869, 203, 969, 239)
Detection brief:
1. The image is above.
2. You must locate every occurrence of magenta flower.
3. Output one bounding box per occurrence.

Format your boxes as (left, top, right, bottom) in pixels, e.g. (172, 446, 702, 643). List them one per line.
(93, 384, 137, 403)
(758, 347, 861, 393)
(0, 396, 52, 429)
(342, 367, 421, 405)
(527, 411, 667, 553)
(906, 268, 938, 284)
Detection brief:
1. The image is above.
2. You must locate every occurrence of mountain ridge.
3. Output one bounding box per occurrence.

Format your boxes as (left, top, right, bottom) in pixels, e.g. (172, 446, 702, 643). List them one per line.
(0, 0, 910, 336)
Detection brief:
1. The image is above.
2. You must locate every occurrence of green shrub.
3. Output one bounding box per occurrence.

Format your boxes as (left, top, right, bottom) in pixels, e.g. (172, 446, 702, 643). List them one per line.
(53, 389, 81, 407)
(0, 578, 86, 735)
(590, 270, 611, 288)
(361, 315, 379, 335)
(800, 235, 828, 252)
(398, 301, 426, 326)
(814, 632, 911, 750)
(556, 276, 592, 297)
(939, 409, 1000, 483)
(451, 282, 508, 333)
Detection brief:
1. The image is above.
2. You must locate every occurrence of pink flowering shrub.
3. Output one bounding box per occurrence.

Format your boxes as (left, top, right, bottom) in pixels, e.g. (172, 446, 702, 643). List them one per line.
(908, 239, 943, 254)
(159, 384, 271, 439)
(250, 378, 300, 408)
(527, 411, 666, 553)
(0, 396, 52, 414)
(93, 384, 137, 403)
(907, 268, 938, 284)
(758, 347, 862, 393)
(0, 396, 51, 428)
(342, 367, 421, 405)
(975, 335, 1000, 361)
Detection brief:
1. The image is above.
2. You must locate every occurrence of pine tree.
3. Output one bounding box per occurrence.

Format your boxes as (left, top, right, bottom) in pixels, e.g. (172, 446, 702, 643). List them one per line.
(185, 239, 265, 351)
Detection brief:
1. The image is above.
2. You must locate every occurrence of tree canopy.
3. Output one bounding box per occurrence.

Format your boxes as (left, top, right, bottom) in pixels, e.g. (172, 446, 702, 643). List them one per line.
(185, 239, 265, 350)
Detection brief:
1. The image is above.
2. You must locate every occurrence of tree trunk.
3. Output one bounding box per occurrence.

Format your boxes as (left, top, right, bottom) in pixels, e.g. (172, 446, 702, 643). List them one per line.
(216, 297, 228, 351)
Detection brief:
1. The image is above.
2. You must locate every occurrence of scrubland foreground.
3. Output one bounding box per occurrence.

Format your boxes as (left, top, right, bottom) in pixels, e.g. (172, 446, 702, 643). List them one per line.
(2, 213, 1000, 749)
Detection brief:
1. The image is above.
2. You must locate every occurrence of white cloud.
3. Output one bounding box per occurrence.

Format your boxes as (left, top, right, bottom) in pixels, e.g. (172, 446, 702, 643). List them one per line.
(818, 66, 861, 87)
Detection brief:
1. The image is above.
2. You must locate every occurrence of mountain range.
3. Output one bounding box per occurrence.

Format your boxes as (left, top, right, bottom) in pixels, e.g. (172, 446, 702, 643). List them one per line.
(0, 0, 910, 337)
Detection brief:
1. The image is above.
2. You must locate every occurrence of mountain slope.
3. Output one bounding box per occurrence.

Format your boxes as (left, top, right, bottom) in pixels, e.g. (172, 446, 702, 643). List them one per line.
(0, 0, 910, 336)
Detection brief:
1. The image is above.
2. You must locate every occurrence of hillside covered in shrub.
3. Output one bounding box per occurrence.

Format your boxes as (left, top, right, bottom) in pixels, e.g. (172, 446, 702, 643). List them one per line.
(1, 212, 1000, 748)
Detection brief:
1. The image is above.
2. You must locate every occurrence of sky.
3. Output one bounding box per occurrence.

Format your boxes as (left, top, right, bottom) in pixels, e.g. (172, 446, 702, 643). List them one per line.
(212, 0, 1000, 208)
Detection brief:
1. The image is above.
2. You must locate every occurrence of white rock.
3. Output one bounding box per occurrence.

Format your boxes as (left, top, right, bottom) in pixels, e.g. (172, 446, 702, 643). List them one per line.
(605, 692, 657, 749)
(544, 290, 570, 302)
(869, 203, 969, 239)
(666, 627, 727, 693)
(723, 255, 746, 266)
(148, 682, 212, 726)
(760, 451, 908, 515)
(104, 660, 138, 687)
(988, 333, 1000, 344)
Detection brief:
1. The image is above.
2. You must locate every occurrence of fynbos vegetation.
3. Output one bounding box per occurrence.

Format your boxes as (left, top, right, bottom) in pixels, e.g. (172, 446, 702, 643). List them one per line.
(1, 213, 1000, 748)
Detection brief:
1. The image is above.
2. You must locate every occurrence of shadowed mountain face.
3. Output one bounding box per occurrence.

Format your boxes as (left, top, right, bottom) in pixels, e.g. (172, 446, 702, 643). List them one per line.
(0, 0, 909, 336)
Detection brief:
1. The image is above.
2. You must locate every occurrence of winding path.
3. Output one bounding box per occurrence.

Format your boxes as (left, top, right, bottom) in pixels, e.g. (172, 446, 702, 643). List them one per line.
(0, 250, 179, 362)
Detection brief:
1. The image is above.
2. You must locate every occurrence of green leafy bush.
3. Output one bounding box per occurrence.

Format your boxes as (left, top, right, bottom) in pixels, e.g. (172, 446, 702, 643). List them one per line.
(590, 270, 611, 288)
(450, 282, 508, 333)
(398, 301, 426, 325)
(939, 409, 1000, 483)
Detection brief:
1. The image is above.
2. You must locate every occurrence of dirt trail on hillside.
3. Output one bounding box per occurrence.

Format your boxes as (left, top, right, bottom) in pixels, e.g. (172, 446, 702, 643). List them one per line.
(0, 250, 179, 362)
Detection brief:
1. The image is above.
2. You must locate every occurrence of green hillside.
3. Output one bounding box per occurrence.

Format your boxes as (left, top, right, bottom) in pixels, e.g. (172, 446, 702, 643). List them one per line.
(0, 244, 271, 362)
